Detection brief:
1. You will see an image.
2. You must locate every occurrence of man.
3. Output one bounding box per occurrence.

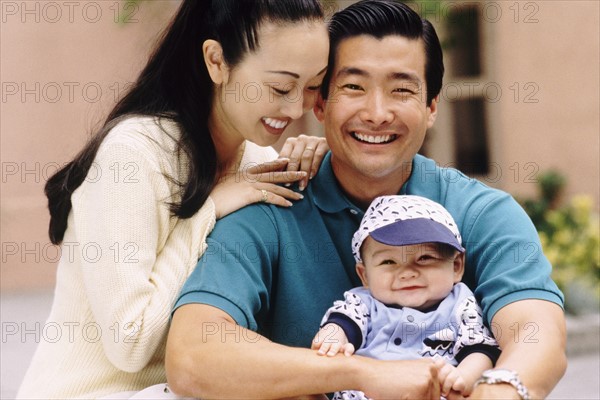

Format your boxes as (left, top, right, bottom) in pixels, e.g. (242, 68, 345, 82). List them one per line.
(166, 1, 566, 399)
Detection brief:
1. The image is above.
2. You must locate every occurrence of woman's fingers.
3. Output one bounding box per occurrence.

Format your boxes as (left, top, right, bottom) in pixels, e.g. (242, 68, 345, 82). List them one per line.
(246, 158, 289, 175)
(308, 139, 329, 182)
(256, 184, 304, 207)
(249, 170, 308, 184)
(292, 135, 328, 190)
(278, 138, 297, 162)
(278, 135, 329, 191)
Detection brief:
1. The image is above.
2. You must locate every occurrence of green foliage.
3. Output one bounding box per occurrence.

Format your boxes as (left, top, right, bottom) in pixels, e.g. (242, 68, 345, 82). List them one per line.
(520, 171, 600, 314)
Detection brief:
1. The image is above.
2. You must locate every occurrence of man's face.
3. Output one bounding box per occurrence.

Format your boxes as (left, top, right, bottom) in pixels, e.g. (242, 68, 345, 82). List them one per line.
(317, 34, 438, 182)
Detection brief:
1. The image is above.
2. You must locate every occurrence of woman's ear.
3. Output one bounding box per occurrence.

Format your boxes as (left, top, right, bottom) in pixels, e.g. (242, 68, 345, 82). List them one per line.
(203, 39, 228, 85)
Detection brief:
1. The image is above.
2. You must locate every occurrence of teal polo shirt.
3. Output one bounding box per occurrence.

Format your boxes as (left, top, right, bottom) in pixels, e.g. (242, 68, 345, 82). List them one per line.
(174, 153, 563, 349)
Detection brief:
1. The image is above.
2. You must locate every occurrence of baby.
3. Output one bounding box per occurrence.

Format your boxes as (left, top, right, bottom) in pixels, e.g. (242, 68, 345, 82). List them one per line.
(312, 195, 500, 399)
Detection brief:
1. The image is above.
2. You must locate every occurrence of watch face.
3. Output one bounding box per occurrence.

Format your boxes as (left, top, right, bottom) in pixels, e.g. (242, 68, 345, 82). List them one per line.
(479, 369, 530, 400)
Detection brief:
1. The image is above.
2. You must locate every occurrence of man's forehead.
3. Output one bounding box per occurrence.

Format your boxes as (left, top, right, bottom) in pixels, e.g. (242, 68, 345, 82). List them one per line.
(333, 35, 426, 78)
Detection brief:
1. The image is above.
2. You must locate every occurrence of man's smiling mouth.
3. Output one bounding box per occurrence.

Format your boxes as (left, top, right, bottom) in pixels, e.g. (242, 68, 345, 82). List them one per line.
(351, 132, 398, 144)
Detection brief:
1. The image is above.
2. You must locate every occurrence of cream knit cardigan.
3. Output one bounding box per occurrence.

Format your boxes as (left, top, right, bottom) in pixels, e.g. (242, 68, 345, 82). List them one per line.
(17, 117, 277, 399)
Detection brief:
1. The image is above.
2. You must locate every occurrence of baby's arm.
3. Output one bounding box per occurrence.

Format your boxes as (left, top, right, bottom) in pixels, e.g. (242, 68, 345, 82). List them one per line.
(312, 290, 370, 358)
(311, 323, 355, 357)
(435, 352, 493, 397)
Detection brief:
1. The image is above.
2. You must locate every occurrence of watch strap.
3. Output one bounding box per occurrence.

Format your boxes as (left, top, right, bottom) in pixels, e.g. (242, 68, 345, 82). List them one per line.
(475, 369, 531, 400)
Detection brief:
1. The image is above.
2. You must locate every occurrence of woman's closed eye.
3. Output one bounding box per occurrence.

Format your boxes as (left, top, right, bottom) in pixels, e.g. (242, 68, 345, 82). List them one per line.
(271, 86, 292, 96)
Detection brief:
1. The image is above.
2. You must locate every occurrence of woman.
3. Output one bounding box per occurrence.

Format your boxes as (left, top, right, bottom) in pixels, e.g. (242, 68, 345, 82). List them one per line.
(17, 1, 329, 398)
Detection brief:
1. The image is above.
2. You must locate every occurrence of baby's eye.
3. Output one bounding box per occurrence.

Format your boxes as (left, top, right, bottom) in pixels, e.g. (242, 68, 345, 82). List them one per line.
(306, 83, 322, 91)
(380, 259, 396, 265)
(418, 254, 436, 262)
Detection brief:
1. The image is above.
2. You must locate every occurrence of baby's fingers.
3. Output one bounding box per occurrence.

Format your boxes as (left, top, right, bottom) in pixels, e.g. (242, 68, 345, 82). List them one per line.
(343, 343, 355, 357)
(311, 333, 324, 350)
(441, 369, 462, 397)
(316, 341, 333, 356)
(451, 377, 466, 395)
(325, 342, 343, 357)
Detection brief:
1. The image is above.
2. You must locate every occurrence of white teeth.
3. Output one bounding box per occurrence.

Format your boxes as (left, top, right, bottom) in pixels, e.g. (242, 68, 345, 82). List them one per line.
(263, 118, 288, 129)
(353, 132, 396, 144)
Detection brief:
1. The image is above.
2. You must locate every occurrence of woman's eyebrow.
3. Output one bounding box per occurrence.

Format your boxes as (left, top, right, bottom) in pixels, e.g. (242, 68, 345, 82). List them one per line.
(266, 70, 300, 79)
(265, 66, 327, 79)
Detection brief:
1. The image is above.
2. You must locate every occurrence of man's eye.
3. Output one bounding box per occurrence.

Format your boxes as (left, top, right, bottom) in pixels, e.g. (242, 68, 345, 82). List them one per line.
(395, 88, 416, 94)
(343, 84, 362, 91)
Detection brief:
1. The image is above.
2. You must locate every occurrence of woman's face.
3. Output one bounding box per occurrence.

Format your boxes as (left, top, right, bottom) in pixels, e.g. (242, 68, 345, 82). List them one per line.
(210, 20, 329, 147)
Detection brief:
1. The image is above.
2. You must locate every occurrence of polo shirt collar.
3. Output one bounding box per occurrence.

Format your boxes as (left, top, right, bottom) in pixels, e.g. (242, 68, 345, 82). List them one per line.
(311, 152, 421, 214)
(311, 152, 357, 214)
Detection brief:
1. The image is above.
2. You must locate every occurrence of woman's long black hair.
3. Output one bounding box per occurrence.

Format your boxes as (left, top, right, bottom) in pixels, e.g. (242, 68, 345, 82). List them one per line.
(45, 0, 324, 244)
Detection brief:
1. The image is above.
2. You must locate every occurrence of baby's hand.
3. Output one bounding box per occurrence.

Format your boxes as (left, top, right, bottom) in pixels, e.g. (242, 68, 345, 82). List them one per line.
(311, 324, 355, 357)
(434, 358, 467, 397)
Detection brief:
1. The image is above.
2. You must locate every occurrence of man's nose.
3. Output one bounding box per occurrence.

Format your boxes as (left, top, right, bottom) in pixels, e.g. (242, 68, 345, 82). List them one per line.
(359, 90, 394, 126)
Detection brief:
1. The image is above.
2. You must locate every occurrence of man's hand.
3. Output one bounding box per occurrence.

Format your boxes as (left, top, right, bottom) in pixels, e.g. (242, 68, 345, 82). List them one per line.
(359, 357, 441, 400)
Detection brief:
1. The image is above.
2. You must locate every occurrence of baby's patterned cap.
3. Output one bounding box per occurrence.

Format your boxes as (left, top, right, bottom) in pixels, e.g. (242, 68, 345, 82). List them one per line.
(352, 195, 464, 263)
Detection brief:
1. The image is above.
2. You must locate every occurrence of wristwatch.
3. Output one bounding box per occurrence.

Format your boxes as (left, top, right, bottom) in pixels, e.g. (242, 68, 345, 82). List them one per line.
(475, 369, 531, 400)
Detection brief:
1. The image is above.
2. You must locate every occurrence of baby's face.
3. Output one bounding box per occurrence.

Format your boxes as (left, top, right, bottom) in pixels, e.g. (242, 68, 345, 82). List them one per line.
(356, 238, 464, 310)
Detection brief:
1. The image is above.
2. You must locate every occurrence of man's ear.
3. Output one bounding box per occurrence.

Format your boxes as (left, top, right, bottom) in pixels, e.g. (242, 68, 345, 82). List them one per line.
(453, 252, 465, 284)
(203, 39, 228, 85)
(313, 93, 326, 122)
(426, 95, 439, 128)
(356, 263, 369, 287)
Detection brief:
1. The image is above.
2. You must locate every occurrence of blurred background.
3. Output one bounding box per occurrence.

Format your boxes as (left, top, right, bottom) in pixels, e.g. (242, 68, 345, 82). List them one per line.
(1, 0, 598, 398)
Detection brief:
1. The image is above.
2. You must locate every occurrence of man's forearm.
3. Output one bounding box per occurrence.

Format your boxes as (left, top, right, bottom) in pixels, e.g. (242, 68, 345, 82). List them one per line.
(471, 300, 567, 399)
(166, 304, 440, 399)
(167, 305, 357, 398)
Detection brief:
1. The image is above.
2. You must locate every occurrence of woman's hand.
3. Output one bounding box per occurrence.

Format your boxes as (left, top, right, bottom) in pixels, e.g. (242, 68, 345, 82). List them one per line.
(278, 135, 328, 191)
(211, 158, 306, 219)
